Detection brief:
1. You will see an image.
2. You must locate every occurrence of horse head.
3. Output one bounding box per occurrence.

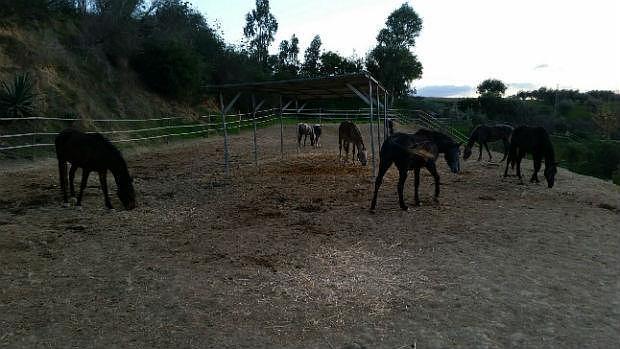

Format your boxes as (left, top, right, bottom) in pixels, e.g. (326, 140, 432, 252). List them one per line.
(462, 144, 473, 160)
(357, 144, 368, 166)
(544, 162, 558, 188)
(444, 142, 462, 173)
(117, 175, 136, 210)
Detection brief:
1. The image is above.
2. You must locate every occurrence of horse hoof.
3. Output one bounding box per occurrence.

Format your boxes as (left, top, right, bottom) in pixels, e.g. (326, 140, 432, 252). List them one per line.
(62, 202, 70, 208)
(75, 206, 83, 210)
(400, 206, 408, 211)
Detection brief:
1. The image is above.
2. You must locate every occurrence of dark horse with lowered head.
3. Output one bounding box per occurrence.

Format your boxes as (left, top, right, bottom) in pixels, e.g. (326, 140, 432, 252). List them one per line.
(503, 126, 558, 188)
(370, 129, 461, 211)
(463, 124, 513, 162)
(55, 129, 136, 209)
(339, 121, 368, 165)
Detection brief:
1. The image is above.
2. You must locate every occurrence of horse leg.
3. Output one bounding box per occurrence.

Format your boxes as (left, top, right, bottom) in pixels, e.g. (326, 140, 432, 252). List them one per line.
(339, 137, 342, 161)
(397, 167, 409, 211)
(516, 151, 524, 184)
(531, 155, 542, 183)
(413, 167, 421, 206)
(370, 157, 392, 211)
(98, 171, 113, 209)
(345, 141, 350, 163)
(500, 139, 509, 162)
(426, 161, 441, 203)
(69, 164, 78, 198)
(58, 159, 69, 207)
(484, 142, 492, 161)
(76, 169, 91, 208)
(478, 142, 483, 161)
(503, 152, 511, 177)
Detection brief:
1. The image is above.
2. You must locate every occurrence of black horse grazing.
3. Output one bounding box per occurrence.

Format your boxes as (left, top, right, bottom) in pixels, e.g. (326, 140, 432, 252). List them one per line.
(339, 121, 367, 165)
(503, 126, 558, 188)
(463, 124, 513, 162)
(55, 129, 136, 209)
(312, 124, 322, 147)
(370, 130, 461, 211)
(297, 123, 315, 147)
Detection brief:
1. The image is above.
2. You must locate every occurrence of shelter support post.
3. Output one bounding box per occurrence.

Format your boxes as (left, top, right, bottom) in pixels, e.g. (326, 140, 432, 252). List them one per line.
(376, 83, 381, 147)
(368, 81, 376, 177)
(384, 90, 388, 140)
(219, 91, 241, 177)
(251, 94, 265, 166)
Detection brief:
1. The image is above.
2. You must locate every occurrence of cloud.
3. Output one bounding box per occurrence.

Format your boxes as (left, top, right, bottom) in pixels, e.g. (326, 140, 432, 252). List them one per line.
(534, 64, 549, 70)
(416, 85, 473, 97)
(509, 82, 536, 89)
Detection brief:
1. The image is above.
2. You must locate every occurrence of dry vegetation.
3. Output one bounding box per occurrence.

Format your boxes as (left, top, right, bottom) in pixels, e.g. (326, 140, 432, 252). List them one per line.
(1, 123, 619, 348)
(0, 23, 195, 121)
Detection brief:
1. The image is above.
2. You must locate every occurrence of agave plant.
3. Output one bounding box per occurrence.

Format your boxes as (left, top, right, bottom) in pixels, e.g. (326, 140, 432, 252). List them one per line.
(0, 73, 37, 118)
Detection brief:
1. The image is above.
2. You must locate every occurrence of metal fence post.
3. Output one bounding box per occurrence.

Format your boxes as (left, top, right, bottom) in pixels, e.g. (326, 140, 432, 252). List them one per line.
(252, 94, 258, 166)
(31, 119, 37, 160)
(376, 83, 381, 147)
(368, 82, 376, 177)
(219, 92, 230, 177)
(384, 91, 388, 140)
(279, 96, 284, 159)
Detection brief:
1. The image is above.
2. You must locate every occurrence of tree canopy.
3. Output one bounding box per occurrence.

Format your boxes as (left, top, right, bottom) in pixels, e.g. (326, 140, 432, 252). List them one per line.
(366, 3, 423, 98)
(301, 35, 322, 78)
(477, 79, 507, 97)
(243, 0, 278, 66)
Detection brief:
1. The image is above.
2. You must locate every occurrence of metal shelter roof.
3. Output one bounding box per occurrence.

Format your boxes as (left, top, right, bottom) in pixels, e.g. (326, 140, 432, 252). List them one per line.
(204, 71, 389, 101)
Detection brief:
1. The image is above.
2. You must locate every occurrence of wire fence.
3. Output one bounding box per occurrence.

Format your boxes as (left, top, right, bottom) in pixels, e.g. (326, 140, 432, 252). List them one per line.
(0, 108, 471, 176)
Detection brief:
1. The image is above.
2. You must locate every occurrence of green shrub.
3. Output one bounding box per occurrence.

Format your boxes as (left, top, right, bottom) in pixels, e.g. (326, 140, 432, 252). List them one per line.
(0, 72, 38, 118)
(131, 41, 203, 100)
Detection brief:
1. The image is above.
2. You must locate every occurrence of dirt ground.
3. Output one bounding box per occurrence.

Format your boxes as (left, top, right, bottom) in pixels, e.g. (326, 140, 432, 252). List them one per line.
(1, 123, 619, 348)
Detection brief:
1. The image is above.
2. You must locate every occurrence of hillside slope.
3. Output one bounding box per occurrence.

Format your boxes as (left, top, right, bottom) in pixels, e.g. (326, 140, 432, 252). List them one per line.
(0, 21, 195, 121)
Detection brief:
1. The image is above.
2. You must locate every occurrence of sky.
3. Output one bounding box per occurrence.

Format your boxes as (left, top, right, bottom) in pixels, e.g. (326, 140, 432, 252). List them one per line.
(193, 0, 620, 97)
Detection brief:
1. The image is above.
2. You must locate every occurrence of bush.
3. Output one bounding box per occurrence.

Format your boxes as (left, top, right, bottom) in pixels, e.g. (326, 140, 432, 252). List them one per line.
(0, 72, 38, 118)
(0, 0, 76, 19)
(131, 41, 203, 100)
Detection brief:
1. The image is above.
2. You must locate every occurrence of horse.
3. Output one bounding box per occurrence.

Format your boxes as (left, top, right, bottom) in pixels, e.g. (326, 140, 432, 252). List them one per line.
(370, 130, 461, 211)
(312, 124, 322, 147)
(338, 121, 367, 165)
(297, 123, 315, 147)
(414, 128, 462, 173)
(463, 124, 513, 162)
(503, 126, 558, 188)
(55, 129, 136, 210)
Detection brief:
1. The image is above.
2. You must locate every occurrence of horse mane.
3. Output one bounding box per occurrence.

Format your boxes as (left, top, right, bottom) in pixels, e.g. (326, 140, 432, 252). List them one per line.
(92, 133, 130, 178)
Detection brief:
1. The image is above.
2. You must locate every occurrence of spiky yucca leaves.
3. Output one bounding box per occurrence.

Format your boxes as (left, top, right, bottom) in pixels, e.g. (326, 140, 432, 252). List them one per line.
(0, 73, 37, 118)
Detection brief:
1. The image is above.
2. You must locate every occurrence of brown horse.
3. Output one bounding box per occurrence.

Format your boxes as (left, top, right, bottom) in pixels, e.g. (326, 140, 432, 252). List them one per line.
(370, 130, 461, 211)
(55, 129, 136, 209)
(504, 126, 558, 188)
(338, 121, 367, 165)
(463, 124, 513, 162)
